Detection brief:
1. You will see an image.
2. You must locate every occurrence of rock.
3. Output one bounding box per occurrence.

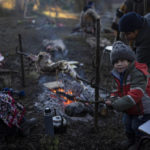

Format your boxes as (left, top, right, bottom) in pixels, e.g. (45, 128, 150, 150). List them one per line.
(65, 102, 87, 116)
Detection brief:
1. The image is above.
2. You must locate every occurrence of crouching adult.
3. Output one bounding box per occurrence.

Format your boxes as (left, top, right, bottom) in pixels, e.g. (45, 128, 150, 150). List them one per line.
(111, 0, 150, 41)
(105, 41, 150, 150)
(119, 12, 150, 71)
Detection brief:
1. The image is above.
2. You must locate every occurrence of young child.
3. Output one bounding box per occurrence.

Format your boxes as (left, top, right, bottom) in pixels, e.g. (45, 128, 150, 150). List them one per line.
(105, 41, 150, 149)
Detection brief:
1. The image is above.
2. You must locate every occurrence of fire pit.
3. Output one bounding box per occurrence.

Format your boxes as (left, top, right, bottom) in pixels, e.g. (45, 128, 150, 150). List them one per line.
(35, 75, 109, 119)
(50, 88, 76, 105)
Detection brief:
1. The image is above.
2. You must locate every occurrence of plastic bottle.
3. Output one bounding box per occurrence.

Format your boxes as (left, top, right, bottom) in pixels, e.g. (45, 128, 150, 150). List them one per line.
(44, 107, 54, 137)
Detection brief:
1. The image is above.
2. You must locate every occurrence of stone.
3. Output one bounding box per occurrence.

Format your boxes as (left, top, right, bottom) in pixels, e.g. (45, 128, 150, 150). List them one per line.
(65, 102, 87, 116)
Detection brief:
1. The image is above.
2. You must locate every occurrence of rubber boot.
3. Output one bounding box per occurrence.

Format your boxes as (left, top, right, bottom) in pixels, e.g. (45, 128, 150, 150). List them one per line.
(120, 132, 135, 150)
(128, 135, 141, 150)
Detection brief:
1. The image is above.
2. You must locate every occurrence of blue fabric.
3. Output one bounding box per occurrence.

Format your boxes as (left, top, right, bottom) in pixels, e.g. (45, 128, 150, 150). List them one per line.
(119, 12, 144, 32)
(122, 113, 150, 137)
(2, 88, 25, 97)
(83, 1, 94, 12)
(120, 72, 125, 88)
(87, 1, 94, 7)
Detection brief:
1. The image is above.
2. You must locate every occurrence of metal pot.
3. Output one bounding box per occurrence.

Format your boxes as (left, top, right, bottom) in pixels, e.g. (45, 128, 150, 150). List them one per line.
(52, 116, 67, 133)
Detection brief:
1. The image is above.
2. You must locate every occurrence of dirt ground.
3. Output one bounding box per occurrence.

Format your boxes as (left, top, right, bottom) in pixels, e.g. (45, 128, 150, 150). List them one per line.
(0, 10, 128, 150)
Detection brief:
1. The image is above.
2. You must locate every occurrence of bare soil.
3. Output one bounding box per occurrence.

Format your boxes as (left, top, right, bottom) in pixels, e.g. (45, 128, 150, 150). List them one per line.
(0, 11, 127, 150)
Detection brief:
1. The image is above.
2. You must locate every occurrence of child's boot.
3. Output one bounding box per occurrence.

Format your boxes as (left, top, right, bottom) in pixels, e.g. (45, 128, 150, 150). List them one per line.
(120, 132, 135, 150)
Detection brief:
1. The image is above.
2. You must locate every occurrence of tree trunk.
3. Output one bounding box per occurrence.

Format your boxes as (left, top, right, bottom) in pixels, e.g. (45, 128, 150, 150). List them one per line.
(15, 0, 24, 13)
(75, 0, 88, 12)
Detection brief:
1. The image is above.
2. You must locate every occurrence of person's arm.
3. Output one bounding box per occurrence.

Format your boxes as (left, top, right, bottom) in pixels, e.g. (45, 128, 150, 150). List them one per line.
(111, 1, 127, 31)
(109, 69, 147, 112)
(79, 11, 85, 28)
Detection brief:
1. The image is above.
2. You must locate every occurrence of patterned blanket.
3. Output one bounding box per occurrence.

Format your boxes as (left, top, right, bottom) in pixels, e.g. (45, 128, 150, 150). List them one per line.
(0, 93, 25, 128)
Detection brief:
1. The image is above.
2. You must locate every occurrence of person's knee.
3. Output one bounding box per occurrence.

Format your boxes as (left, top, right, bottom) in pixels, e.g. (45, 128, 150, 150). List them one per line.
(131, 120, 141, 136)
(122, 115, 131, 130)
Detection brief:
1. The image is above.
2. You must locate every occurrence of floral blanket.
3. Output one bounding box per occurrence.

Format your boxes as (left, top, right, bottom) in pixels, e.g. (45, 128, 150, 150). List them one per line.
(0, 93, 25, 128)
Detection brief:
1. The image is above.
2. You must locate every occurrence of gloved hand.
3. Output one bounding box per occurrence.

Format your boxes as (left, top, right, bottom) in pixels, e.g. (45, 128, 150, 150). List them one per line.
(116, 8, 124, 18)
(105, 100, 113, 109)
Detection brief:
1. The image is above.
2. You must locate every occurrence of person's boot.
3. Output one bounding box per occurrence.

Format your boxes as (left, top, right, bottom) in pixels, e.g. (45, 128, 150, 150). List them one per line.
(128, 144, 137, 150)
(128, 135, 141, 150)
(20, 118, 37, 136)
(120, 132, 135, 150)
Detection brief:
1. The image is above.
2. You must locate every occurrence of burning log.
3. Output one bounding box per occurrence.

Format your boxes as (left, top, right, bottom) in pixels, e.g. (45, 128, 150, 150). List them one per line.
(50, 87, 105, 104)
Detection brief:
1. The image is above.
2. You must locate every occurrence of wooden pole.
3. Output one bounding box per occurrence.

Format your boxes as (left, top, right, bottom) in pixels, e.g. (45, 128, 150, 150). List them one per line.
(144, 0, 147, 15)
(18, 34, 25, 87)
(94, 17, 100, 129)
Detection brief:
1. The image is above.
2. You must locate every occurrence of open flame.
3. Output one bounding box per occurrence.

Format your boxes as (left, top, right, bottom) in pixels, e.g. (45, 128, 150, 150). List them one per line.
(50, 88, 76, 106)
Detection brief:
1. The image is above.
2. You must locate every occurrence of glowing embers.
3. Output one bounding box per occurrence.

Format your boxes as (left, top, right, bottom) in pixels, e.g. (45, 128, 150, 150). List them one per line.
(50, 88, 76, 106)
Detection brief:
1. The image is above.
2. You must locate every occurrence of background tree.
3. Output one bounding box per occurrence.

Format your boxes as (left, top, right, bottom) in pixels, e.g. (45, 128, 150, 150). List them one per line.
(15, 0, 24, 13)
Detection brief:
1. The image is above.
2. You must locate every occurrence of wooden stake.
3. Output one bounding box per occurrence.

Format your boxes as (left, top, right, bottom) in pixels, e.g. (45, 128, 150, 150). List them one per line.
(94, 17, 101, 129)
(18, 34, 25, 87)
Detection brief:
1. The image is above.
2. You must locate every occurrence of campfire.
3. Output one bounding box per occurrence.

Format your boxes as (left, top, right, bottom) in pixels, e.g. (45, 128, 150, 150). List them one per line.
(35, 76, 109, 118)
(50, 88, 77, 106)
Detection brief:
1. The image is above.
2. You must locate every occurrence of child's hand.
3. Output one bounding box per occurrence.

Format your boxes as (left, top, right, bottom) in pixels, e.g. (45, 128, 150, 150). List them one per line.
(105, 100, 112, 106)
(105, 100, 113, 109)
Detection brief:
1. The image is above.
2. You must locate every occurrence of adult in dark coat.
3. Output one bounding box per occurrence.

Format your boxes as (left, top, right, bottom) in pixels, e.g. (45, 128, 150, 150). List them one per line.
(124, 0, 150, 16)
(119, 12, 150, 71)
(111, 0, 150, 41)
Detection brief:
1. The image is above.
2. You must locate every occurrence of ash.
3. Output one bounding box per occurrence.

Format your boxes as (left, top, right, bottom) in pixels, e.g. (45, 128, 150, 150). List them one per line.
(34, 74, 109, 120)
(34, 87, 65, 116)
